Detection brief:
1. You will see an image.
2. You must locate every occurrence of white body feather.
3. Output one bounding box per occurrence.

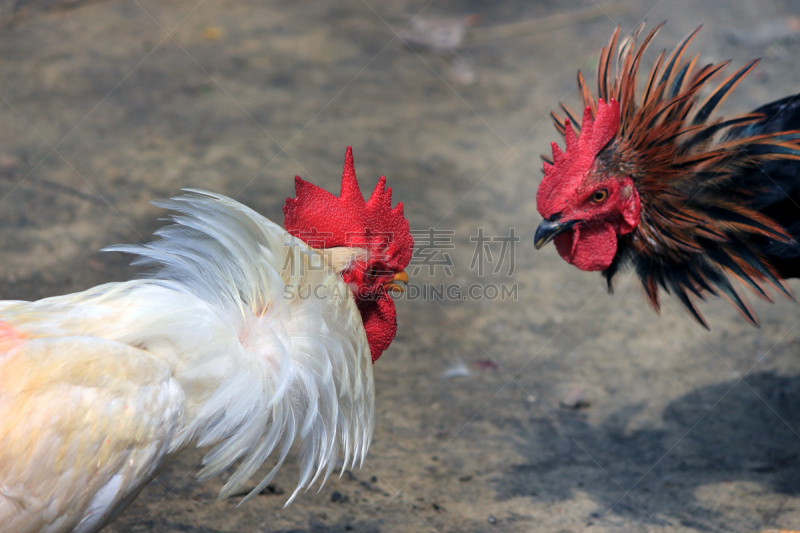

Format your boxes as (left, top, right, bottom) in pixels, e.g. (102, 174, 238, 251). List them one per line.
(0, 191, 374, 533)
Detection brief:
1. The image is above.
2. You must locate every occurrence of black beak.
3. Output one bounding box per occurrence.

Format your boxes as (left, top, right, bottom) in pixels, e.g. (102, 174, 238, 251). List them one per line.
(534, 219, 576, 249)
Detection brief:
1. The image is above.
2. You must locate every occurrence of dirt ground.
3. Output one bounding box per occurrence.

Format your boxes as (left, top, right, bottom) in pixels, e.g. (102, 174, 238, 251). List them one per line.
(2, 0, 800, 531)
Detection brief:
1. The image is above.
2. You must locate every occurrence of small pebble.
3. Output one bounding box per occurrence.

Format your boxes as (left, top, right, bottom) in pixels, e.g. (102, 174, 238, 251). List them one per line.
(330, 491, 346, 503)
(448, 54, 476, 86)
(202, 26, 222, 40)
(441, 360, 471, 379)
(559, 387, 591, 409)
(398, 15, 478, 53)
(488, 515, 497, 524)
(475, 359, 499, 370)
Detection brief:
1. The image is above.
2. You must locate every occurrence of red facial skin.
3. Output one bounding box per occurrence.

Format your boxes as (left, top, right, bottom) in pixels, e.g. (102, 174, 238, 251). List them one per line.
(537, 98, 640, 271)
(341, 258, 402, 361)
(284, 147, 413, 362)
(552, 176, 641, 271)
(342, 260, 395, 299)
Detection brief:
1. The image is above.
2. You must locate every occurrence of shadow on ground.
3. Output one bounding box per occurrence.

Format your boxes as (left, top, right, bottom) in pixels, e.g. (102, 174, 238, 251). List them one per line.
(497, 372, 800, 527)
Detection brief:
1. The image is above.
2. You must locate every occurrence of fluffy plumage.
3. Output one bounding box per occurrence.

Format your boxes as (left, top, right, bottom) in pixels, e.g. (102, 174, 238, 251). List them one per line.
(0, 149, 410, 533)
(535, 23, 800, 327)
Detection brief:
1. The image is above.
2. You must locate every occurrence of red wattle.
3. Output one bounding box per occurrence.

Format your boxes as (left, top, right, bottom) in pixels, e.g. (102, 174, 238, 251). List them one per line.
(553, 222, 618, 272)
(357, 296, 397, 362)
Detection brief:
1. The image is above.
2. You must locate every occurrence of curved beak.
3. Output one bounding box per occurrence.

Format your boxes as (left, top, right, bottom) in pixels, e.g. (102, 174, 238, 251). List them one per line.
(534, 219, 576, 249)
(384, 270, 409, 293)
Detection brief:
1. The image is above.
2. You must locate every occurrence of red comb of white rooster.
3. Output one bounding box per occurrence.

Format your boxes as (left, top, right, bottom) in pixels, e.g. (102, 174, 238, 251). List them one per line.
(283, 147, 413, 268)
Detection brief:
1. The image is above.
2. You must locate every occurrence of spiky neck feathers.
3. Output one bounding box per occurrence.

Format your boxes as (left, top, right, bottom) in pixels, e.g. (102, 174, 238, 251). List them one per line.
(283, 147, 413, 361)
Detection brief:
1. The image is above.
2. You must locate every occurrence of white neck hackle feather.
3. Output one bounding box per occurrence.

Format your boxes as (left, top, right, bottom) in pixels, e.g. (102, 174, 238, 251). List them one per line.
(107, 190, 375, 505)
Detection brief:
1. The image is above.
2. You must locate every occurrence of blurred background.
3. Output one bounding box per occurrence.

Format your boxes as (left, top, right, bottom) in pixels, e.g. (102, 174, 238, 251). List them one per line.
(1, 0, 800, 531)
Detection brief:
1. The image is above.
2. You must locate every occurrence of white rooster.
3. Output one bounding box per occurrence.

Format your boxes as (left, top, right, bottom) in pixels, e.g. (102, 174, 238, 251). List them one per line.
(0, 147, 413, 533)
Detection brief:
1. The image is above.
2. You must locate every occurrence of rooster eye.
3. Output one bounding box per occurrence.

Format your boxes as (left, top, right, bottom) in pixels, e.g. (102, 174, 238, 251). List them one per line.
(591, 189, 609, 204)
(366, 265, 380, 282)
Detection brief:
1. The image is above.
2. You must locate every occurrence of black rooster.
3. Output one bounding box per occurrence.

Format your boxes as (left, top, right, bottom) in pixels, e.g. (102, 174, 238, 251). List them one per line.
(534, 23, 800, 327)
